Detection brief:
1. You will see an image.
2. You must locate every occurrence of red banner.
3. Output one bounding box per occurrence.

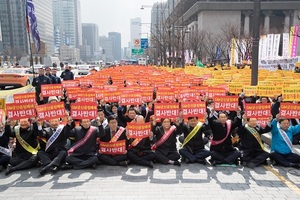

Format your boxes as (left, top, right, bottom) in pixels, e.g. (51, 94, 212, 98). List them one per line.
(214, 96, 238, 111)
(120, 93, 142, 105)
(76, 92, 97, 103)
(181, 102, 206, 118)
(99, 140, 126, 154)
(71, 102, 97, 119)
(257, 118, 269, 128)
(244, 103, 271, 118)
(126, 123, 151, 138)
(141, 91, 153, 102)
(36, 102, 66, 120)
(207, 87, 226, 98)
(62, 80, 79, 88)
(6, 103, 36, 120)
(156, 90, 175, 102)
(41, 84, 63, 97)
(178, 90, 200, 101)
(13, 92, 35, 104)
(103, 91, 121, 102)
(154, 103, 180, 119)
(280, 103, 300, 119)
(66, 89, 85, 100)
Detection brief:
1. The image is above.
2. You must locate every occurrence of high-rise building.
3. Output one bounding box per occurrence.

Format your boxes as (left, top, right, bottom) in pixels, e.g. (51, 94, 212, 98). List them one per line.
(108, 32, 121, 61)
(130, 18, 141, 49)
(34, 0, 54, 56)
(99, 36, 113, 62)
(82, 23, 99, 59)
(53, 0, 82, 48)
(0, 0, 28, 58)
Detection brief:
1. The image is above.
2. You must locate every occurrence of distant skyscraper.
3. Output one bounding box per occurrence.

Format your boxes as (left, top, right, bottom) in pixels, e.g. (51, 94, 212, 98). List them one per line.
(130, 18, 141, 49)
(0, 0, 28, 57)
(99, 36, 113, 62)
(108, 32, 121, 61)
(82, 23, 99, 59)
(53, 0, 82, 48)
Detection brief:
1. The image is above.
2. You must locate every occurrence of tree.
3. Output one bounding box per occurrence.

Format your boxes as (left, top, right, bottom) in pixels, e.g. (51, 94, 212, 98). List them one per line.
(186, 30, 206, 64)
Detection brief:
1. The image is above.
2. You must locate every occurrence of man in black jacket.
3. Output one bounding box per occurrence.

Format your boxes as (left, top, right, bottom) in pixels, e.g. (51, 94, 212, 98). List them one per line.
(238, 116, 272, 168)
(36, 118, 67, 175)
(179, 116, 211, 164)
(64, 118, 104, 169)
(32, 68, 52, 105)
(60, 65, 74, 81)
(208, 107, 242, 166)
(45, 67, 57, 84)
(4, 118, 39, 175)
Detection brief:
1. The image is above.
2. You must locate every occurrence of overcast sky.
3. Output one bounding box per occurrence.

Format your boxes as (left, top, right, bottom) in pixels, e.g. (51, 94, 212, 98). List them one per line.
(81, 0, 162, 48)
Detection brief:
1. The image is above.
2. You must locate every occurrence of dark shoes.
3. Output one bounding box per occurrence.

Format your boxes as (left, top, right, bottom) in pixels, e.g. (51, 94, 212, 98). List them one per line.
(61, 164, 73, 170)
(118, 161, 128, 167)
(5, 165, 13, 176)
(246, 162, 257, 169)
(0, 165, 4, 172)
(173, 161, 181, 166)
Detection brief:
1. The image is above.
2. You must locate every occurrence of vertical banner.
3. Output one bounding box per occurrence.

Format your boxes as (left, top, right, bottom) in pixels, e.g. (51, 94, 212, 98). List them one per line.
(259, 36, 263, 61)
(289, 26, 295, 58)
(262, 35, 268, 60)
(266, 34, 274, 60)
(230, 38, 236, 66)
(272, 34, 280, 59)
(291, 25, 299, 58)
(282, 33, 290, 59)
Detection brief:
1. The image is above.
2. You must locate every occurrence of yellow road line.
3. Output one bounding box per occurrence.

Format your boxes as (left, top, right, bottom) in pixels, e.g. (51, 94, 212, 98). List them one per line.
(264, 165, 300, 196)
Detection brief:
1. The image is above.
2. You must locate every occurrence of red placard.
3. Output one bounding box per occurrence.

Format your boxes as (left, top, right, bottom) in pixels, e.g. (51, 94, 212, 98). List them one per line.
(280, 103, 300, 119)
(62, 80, 79, 88)
(6, 103, 36, 120)
(41, 84, 63, 97)
(126, 123, 151, 138)
(76, 92, 97, 103)
(154, 103, 180, 119)
(156, 90, 175, 102)
(207, 87, 226, 98)
(244, 103, 271, 118)
(120, 93, 142, 105)
(214, 96, 238, 111)
(71, 102, 97, 119)
(36, 102, 66, 120)
(178, 90, 200, 101)
(103, 91, 121, 102)
(99, 140, 126, 154)
(13, 92, 36, 104)
(66, 89, 85, 100)
(181, 102, 206, 118)
(257, 118, 269, 128)
(141, 91, 153, 102)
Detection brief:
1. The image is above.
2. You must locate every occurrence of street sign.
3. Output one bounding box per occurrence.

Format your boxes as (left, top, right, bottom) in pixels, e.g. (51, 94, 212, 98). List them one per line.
(131, 49, 144, 55)
(133, 38, 141, 49)
(141, 38, 148, 49)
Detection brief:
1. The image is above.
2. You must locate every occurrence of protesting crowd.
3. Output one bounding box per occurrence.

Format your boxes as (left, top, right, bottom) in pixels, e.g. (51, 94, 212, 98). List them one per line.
(0, 64, 300, 177)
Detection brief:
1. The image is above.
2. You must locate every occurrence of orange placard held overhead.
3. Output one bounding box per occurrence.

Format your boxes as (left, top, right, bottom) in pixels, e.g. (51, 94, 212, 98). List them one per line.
(99, 140, 126, 155)
(41, 84, 63, 97)
(244, 103, 271, 119)
(213, 96, 238, 111)
(154, 103, 180, 119)
(6, 103, 36, 120)
(36, 102, 66, 120)
(103, 91, 121, 102)
(156, 90, 175, 102)
(280, 103, 300, 119)
(76, 91, 97, 103)
(120, 93, 142, 105)
(126, 123, 151, 139)
(181, 102, 206, 118)
(62, 80, 79, 88)
(71, 103, 97, 119)
(13, 92, 36, 104)
(207, 87, 226, 99)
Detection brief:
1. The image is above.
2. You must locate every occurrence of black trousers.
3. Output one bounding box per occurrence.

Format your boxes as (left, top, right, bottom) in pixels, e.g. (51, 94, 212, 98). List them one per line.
(127, 151, 155, 167)
(154, 150, 180, 164)
(0, 155, 10, 167)
(241, 150, 269, 167)
(9, 154, 38, 171)
(37, 150, 67, 167)
(66, 154, 98, 169)
(270, 152, 300, 167)
(98, 154, 127, 166)
(179, 148, 211, 162)
(211, 150, 241, 164)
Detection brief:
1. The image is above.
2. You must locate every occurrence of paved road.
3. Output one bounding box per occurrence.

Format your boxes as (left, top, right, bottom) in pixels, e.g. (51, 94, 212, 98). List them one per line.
(0, 163, 299, 200)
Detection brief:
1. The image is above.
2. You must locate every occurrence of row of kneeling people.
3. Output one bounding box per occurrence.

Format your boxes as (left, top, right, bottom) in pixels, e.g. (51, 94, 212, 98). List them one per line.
(1, 108, 300, 176)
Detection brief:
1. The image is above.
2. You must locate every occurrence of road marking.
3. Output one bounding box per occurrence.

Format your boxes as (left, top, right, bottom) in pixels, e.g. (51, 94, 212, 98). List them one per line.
(264, 165, 300, 196)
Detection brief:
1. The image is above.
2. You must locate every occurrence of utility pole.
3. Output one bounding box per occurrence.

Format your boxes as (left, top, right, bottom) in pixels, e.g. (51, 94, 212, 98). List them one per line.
(251, 0, 261, 86)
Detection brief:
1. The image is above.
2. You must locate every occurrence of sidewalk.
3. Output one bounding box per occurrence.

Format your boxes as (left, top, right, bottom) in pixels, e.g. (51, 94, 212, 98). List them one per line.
(0, 163, 299, 200)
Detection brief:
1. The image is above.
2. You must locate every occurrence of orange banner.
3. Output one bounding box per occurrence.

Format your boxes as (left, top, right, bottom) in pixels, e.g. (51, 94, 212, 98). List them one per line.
(181, 102, 206, 118)
(67, 89, 86, 100)
(13, 92, 36, 104)
(76, 92, 97, 103)
(280, 103, 300, 119)
(154, 103, 180, 119)
(244, 103, 271, 118)
(214, 96, 238, 111)
(103, 91, 121, 102)
(207, 87, 226, 98)
(41, 84, 63, 97)
(120, 93, 142, 105)
(71, 103, 97, 119)
(156, 90, 175, 102)
(126, 123, 151, 138)
(62, 80, 79, 88)
(6, 103, 36, 120)
(36, 102, 66, 120)
(99, 140, 126, 154)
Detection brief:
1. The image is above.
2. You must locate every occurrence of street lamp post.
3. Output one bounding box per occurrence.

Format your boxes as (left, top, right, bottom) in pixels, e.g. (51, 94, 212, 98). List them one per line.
(251, 0, 261, 86)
